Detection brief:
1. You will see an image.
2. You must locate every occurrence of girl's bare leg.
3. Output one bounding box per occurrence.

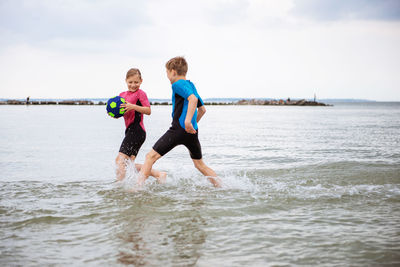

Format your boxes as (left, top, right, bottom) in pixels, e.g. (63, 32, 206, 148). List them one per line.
(115, 152, 130, 181)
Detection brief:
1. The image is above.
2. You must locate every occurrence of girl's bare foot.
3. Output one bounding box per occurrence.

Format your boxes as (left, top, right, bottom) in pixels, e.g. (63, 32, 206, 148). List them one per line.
(127, 185, 144, 193)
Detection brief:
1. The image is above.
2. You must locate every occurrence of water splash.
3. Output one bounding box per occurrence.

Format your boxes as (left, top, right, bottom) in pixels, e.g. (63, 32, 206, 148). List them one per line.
(113, 160, 141, 191)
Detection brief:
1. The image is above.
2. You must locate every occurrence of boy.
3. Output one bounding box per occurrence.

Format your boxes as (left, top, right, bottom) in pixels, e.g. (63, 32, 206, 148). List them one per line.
(137, 56, 221, 187)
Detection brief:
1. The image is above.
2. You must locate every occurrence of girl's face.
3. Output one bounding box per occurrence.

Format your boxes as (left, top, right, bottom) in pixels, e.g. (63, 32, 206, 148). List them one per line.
(126, 75, 142, 92)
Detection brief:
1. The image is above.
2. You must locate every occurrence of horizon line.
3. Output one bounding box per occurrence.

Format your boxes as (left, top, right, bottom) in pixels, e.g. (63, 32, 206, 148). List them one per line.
(0, 97, 393, 102)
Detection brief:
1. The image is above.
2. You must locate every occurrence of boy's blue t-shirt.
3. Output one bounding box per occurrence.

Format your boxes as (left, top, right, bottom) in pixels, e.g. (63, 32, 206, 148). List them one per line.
(171, 79, 204, 130)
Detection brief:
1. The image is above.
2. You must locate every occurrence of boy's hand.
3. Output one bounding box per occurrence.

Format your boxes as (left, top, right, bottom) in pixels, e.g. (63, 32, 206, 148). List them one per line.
(184, 120, 196, 134)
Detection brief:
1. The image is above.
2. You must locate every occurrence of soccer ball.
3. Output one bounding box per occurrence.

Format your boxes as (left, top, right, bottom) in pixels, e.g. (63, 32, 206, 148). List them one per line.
(106, 96, 126, 118)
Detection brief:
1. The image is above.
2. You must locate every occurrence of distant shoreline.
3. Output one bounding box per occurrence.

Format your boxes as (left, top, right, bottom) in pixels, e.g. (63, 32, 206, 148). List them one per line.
(0, 98, 332, 106)
(3, 97, 398, 106)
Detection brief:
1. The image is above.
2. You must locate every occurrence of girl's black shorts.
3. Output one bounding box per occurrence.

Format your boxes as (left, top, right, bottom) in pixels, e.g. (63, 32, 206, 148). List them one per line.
(119, 123, 146, 157)
(152, 125, 202, 160)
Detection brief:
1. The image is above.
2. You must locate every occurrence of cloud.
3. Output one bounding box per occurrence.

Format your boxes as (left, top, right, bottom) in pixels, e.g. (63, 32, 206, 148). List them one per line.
(205, 0, 250, 25)
(0, 0, 150, 44)
(291, 0, 400, 21)
(0, 0, 399, 101)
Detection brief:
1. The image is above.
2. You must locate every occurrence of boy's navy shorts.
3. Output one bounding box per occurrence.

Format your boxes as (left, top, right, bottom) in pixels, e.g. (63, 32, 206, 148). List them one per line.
(119, 123, 146, 157)
(153, 125, 202, 160)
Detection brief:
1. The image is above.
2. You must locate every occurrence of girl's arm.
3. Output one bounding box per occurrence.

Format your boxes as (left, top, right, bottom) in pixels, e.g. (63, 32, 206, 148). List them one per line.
(197, 105, 206, 123)
(121, 103, 151, 115)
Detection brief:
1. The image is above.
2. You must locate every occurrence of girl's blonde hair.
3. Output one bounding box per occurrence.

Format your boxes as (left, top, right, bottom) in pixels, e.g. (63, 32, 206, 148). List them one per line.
(126, 68, 142, 80)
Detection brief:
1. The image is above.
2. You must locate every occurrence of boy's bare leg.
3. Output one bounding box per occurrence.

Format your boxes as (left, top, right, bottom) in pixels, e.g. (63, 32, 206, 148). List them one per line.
(115, 152, 130, 181)
(134, 163, 167, 184)
(192, 159, 222, 187)
(137, 149, 163, 186)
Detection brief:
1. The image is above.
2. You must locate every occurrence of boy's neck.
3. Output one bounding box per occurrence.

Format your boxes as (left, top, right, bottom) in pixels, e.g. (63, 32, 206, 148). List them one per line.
(172, 75, 186, 84)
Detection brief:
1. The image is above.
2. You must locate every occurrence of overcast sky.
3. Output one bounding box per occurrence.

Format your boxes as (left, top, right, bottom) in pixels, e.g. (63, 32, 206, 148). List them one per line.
(0, 0, 399, 100)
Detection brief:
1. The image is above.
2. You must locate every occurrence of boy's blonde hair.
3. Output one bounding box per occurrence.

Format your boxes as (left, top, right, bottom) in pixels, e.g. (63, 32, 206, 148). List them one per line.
(165, 57, 188, 76)
(126, 68, 142, 80)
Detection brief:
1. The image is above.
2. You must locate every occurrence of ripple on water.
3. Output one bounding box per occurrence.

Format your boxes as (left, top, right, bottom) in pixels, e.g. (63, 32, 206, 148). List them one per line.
(1, 160, 400, 266)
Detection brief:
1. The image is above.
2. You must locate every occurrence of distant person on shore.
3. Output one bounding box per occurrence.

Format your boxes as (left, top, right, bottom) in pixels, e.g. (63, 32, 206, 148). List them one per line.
(26, 96, 30, 104)
(114, 68, 166, 182)
(136, 56, 221, 188)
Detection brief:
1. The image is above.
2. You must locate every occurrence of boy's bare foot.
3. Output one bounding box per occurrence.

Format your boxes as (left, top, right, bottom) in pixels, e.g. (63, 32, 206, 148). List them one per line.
(207, 176, 222, 188)
(157, 172, 167, 184)
(135, 173, 146, 188)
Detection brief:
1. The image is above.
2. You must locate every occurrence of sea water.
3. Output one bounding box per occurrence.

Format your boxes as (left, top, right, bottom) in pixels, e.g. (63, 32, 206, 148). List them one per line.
(0, 103, 399, 266)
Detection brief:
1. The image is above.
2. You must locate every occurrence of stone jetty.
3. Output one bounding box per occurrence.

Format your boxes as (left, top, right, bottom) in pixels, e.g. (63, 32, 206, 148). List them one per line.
(235, 99, 330, 106)
(0, 100, 105, 105)
(0, 98, 331, 106)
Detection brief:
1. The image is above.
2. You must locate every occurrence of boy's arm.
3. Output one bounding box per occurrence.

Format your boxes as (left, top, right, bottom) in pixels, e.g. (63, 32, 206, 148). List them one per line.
(197, 105, 206, 123)
(184, 94, 198, 134)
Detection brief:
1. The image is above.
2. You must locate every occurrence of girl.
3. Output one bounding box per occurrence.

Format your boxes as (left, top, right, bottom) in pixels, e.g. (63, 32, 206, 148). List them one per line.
(115, 68, 166, 183)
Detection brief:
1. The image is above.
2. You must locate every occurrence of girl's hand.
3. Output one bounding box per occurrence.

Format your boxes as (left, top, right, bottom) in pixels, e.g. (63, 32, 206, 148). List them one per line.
(120, 102, 135, 112)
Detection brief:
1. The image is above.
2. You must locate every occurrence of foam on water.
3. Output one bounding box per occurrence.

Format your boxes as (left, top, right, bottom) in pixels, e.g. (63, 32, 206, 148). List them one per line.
(113, 160, 263, 194)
